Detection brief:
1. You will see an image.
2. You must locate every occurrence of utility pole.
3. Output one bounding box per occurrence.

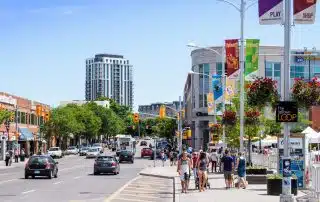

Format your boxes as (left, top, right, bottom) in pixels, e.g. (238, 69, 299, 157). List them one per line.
(239, 0, 245, 153)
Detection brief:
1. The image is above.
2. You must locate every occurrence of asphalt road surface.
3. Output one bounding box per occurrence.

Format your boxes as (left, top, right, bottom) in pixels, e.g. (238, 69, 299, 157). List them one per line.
(0, 150, 156, 202)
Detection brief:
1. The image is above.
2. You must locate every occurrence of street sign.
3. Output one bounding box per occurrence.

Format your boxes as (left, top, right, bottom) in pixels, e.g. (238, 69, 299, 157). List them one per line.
(276, 101, 298, 122)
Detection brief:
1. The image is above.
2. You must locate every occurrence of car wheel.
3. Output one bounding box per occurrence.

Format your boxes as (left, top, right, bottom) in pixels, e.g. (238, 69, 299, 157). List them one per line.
(48, 171, 53, 179)
(25, 174, 28, 179)
(114, 172, 117, 175)
(32, 175, 35, 179)
(94, 172, 99, 175)
(131, 160, 134, 164)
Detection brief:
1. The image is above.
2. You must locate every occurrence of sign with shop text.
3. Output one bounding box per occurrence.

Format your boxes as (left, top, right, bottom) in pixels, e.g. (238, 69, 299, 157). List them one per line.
(276, 101, 298, 122)
(294, 0, 317, 24)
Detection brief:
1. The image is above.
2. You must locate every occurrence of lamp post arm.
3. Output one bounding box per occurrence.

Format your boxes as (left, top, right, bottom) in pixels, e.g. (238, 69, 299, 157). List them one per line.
(245, 0, 258, 11)
(217, 0, 241, 12)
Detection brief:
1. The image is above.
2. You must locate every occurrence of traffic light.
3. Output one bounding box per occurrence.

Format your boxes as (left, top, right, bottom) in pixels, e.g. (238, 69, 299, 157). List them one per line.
(181, 109, 185, 119)
(176, 112, 180, 121)
(36, 105, 42, 117)
(133, 113, 139, 123)
(10, 112, 15, 122)
(159, 105, 166, 118)
(44, 112, 50, 122)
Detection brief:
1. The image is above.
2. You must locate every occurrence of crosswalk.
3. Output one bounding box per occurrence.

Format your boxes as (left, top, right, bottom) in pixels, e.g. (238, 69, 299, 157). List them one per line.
(110, 176, 173, 202)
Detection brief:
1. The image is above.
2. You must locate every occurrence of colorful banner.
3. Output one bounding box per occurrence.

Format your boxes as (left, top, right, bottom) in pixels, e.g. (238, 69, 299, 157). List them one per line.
(245, 39, 260, 81)
(225, 78, 236, 103)
(212, 75, 223, 101)
(258, 0, 283, 24)
(294, 0, 317, 24)
(207, 92, 214, 115)
(225, 39, 239, 79)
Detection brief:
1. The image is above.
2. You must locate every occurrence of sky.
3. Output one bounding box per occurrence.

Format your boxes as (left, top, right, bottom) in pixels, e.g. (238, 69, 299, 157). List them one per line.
(1, 0, 320, 111)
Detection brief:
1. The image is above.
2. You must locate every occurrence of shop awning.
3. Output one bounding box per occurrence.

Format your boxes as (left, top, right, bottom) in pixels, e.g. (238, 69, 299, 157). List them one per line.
(19, 127, 34, 141)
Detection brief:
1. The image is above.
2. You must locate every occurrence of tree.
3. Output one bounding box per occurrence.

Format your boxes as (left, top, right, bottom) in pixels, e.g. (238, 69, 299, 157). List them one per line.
(104, 109, 124, 140)
(0, 110, 12, 124)
(154, 118, 177, 142)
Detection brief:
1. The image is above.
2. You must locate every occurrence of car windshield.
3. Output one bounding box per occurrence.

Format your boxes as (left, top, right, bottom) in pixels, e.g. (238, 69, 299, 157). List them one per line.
(92, 144, 100, 147)
(120, 150, 131, 154)
(81, 147, 88, 150)
(49, 148, 59, 151)
(88, 148, 98, 152)
(143, 148, 151, 151)
(29, 156, 48, 164)
(68, 146, 76, 150)
(96, 156, 114, 161)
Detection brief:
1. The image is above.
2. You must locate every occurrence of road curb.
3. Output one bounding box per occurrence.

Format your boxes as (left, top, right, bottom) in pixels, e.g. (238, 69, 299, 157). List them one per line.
(104, 174, 141, 202)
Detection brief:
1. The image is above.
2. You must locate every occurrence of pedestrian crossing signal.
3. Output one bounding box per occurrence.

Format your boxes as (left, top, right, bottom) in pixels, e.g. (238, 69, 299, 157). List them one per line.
(133, 113, 139, 123)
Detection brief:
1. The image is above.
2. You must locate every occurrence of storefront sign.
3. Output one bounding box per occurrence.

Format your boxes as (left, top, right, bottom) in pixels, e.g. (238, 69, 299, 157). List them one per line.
(276, 101, 298, 122)
(278, 138, 303, 149)
(0, 95, 16, 106)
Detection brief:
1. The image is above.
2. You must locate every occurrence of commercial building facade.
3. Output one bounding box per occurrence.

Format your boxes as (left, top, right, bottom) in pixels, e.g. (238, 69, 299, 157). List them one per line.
(85, 54, 133, 107)
(138, 101, 182, 119)
(184, 46, 320, 150)
(0, 92, 50, 159)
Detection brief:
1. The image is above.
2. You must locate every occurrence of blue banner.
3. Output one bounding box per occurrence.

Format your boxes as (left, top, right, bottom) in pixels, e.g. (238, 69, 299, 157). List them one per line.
(212, 75, 222, 100)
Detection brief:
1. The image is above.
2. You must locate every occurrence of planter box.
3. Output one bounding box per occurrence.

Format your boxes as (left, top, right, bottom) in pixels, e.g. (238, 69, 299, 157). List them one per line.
(246, 168, 267, 175)
(267, 178, 297, 196)
(246, 175, 267, 184)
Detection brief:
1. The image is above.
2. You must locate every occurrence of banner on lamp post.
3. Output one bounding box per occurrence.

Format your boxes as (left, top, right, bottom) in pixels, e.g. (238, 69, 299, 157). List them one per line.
(258, 0, 283, 24)
(212, 75, 223, 101)
(245, 39, 260, 81)
(294, 0, 317, 24)
(207, 92, 214, 115)
(225, 39, 239, 79)
(225, 78, 236, 103)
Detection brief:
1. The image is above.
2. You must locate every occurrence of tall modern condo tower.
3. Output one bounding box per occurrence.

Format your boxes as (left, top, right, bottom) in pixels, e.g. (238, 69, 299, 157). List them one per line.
(85, 54, 133, 107)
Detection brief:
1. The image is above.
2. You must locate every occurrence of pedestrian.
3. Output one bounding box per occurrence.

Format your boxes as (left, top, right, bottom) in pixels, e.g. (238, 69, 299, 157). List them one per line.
(160, 150, 166, 167)
(169, 150, 174, 166)
(20, 148, 25, 162)
(221, 149, 234, 189)
(177, 151, 192, 193)
(5, 151, 10, 166)
(191, 152, 199, 188)
(8, 150, 13, 166)
(236, 152, 247, 189)
(197, 151, 208, 192)
(210, 149, 218, 173)
(14, 149, 19, 163)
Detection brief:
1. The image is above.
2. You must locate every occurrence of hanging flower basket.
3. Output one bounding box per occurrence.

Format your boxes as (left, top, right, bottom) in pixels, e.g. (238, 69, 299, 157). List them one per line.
(245, 109, 260, 125)
(247, 77, 280, 109)
(222, 110, 237, 125)
(210, 123, 222, 134)
(292, 78, 320, 108)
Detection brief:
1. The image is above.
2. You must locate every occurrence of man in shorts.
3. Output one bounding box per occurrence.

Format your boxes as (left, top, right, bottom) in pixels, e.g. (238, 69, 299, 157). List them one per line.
(221, 149, 234, 189)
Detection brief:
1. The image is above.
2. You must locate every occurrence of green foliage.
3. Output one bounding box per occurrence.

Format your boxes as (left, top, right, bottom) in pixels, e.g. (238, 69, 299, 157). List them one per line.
(153, 118, 177, 141)
(0, 110, 12, 124)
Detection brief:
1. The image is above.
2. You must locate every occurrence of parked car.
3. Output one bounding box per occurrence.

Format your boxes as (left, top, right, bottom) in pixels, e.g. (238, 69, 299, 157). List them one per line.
(25, 155, 58, 179)
(140, 141, 148, 146)
(47, 147, 63, 158)
(65, 146, 79, 155)
(86, 148, 100, 158)
(94, 155, 120, 175)
(119, 150, 134, 163)
(79, 147, 89, 156)
(141, 148, 153, 158)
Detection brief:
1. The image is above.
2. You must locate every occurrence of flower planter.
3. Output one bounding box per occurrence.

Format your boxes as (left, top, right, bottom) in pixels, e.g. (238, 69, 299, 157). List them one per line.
(246, 168, 267, 175)
(222, 111, 237, 125)
(267, 178, 298, 196)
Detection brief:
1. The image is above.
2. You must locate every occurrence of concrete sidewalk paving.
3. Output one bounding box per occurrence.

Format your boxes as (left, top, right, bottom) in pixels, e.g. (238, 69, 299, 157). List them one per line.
(140, 166, 306, 202)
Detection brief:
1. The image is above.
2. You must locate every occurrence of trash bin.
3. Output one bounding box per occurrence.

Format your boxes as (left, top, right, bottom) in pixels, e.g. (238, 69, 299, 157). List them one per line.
(20, 155, 25, 162)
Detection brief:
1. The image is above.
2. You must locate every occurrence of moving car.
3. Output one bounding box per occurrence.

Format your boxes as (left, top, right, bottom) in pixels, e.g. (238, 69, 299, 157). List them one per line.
(119, 150, 134, 163)
(65, 146, 79, 155)
(47, 147, 63, 158)
(94, 155, 120, 175)
(141, 148, 152, 158)
(25, 155, 58, 179)
(86, 148, 100, 158)
(140, 141, 148, 146)
(79, 147, 89, 156)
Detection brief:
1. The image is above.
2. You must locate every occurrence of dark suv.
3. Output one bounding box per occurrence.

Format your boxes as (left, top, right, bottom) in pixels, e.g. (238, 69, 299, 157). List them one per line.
(119, 150, 134, 163)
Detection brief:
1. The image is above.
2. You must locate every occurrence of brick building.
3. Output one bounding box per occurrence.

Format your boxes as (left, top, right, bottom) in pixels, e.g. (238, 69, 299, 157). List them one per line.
(0, 92, 50, 156)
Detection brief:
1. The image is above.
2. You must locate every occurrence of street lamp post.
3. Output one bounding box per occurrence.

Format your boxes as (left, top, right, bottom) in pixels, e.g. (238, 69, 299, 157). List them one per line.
(187, 43, 226, 151)
(217, 0, 257, 153)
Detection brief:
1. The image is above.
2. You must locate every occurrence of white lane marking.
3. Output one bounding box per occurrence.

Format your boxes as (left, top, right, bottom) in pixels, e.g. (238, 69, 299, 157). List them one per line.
(113, 197, 148, 202)
(73, 176, 82, 179)
(59, 165, 83, 172)
(0, 179, 18, 185)
(120, 192, 159, 199)
(21, 189, 36, 194)
(104, 175, 141, 202)
(53, 181, 63, 185)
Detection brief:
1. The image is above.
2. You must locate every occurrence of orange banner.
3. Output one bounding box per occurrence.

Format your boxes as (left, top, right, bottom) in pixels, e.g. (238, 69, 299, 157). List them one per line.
(225, 39, 239, 79)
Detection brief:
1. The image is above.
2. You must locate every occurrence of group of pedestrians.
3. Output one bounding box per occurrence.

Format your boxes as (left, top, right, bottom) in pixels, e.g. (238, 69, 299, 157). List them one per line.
(5, 148, 25, 166)
(176, 147, 248, 194)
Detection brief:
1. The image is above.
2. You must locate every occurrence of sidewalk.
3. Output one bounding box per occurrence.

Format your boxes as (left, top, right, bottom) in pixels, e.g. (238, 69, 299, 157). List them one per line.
(140, 166, 306, 202)
(0, 158, 28, 170)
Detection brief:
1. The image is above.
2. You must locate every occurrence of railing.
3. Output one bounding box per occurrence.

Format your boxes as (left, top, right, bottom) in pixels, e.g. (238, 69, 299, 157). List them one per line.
(139, 173, 176, 202)
(251, 153, 277, 170)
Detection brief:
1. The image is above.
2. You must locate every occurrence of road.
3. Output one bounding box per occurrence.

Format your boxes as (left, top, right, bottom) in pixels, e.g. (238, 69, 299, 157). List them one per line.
(0, 148, 158, 202)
